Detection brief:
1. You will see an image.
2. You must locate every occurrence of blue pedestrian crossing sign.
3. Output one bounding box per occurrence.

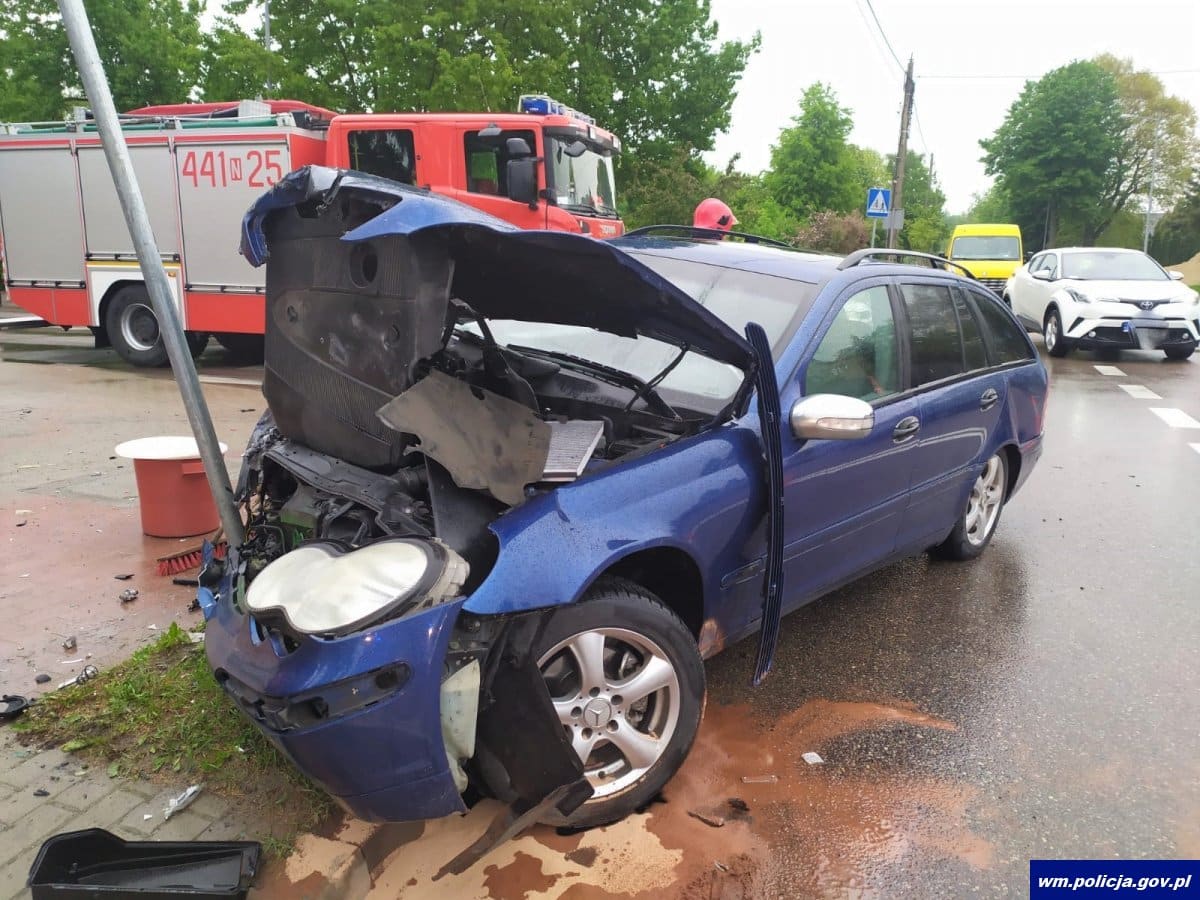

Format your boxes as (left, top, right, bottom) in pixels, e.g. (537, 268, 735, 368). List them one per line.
(866, 187, 891, 219)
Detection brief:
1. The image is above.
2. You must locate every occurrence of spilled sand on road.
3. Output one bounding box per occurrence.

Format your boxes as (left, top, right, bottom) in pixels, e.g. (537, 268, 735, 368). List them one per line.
(369, 698, 993, 898)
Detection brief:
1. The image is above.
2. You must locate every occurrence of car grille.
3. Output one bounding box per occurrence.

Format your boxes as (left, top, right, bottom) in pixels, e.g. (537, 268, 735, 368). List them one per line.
(978, 278, 1006, 294)
(1118, 298, 1170, 309)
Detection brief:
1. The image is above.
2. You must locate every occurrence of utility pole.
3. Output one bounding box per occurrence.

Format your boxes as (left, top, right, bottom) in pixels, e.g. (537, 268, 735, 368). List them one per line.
(887, 57, 915, 250)
(263, 0, 273, 95)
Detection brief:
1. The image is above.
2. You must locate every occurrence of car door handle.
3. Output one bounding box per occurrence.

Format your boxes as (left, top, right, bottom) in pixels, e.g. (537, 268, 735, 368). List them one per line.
(980, 388, 999, 411)
(892, 416, 920, 443)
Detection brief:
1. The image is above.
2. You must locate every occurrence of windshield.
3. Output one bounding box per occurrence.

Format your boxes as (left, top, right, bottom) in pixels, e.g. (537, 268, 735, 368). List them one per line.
(1061, 251, 1168, 281)
(546, 136, 618, 217)
(950, 236, 1020, 261)
(464, 254, 816, 411)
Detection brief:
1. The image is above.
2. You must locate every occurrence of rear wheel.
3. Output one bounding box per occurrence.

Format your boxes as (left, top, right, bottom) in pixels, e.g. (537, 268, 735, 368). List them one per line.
(105, 285, 207, 367)
(934, 452, 1008, 561)
(1043, 308, 1071, 357)
(1164, 345, 1195, 361)
(533, 579, 703, 827)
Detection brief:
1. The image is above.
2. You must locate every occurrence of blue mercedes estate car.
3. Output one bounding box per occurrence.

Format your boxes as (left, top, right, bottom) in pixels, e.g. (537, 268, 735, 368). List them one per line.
(205, 168, 1047, 838)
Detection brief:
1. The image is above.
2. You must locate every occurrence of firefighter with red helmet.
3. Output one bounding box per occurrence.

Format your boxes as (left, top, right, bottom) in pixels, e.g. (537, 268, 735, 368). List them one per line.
(693, 198, 738, 232)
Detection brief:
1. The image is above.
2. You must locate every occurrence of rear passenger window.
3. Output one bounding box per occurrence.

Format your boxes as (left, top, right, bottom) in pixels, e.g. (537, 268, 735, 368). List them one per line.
(900, 284, 965, 386)
(971, 291, 1036, 363)
(806, 286, 900, 402)
(953, 289, 988, 371)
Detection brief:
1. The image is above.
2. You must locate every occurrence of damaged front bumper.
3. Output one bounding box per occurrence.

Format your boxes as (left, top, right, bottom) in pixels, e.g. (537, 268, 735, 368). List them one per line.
(204, 551, 468, 822)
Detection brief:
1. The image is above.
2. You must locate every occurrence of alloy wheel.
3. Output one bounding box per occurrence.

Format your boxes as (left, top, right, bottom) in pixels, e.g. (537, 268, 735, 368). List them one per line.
(965, 455, 1005, 547)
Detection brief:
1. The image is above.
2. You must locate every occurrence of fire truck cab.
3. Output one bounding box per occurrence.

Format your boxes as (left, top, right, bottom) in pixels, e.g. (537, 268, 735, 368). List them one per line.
(0, 95, 624, 367)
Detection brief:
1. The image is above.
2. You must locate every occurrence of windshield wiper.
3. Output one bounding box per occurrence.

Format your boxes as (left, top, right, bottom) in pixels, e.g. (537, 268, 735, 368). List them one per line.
(509, 345, 680, 420)
(560, 201, 620, 219)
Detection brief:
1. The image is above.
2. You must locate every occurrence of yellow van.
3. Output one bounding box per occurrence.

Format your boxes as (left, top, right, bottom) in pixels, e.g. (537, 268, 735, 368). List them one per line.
(945, 224, 1024, 294)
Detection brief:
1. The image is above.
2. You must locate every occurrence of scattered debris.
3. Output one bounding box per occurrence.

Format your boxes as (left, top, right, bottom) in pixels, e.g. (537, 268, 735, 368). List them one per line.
(62, 636, 77, 652)
(114, 574, 134, 581)
(687, 809, 726, 828)
(164, 784, 203, 820)
(119, 588, 139, 603)
(15, 509, 32, 515)
(802, 751, 825, 765)
(728, 798, 750, 813)
(107, 763, 120, 778)
(714, 861, 729, 873)
(147, 624, 158, 631)
(173, 578, 200, 587)
(187, 632, 205, 644)
(33, 788, 49, 797)
(143, 814, 153, 821)
(1, 695, 31, 721)
(35, 674, 51, 685)
(57, 665, 99, 690)
(16, 520, 26, 527)
(741, 774, 778, 784)
(187, 597, 201, 613)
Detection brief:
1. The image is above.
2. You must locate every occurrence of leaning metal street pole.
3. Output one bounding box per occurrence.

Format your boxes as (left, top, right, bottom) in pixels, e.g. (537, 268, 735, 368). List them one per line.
(57, 0, 245, 546)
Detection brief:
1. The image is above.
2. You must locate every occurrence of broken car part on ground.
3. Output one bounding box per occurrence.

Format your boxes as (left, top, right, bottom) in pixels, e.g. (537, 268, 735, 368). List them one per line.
(203, 166, 1047, 840)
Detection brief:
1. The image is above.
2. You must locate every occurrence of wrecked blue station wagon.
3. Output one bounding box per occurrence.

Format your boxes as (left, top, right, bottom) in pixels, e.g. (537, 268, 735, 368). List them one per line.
(203, 167, 1047, 843)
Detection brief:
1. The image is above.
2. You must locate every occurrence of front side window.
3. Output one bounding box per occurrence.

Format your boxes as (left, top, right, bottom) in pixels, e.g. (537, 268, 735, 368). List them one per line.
(463, 129, 536, 196)
(347, 130, 416, 184)
(546, 136, 618, 217)
(901, 283, 965, 387)
(806, 285, 900, 402)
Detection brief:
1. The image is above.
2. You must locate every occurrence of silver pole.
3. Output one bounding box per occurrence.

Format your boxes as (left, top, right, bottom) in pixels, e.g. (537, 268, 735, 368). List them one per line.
(57, 0, 245, 545)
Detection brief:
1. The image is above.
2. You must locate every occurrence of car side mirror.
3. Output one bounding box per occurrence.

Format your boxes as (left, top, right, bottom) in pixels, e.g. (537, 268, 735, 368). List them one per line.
(1031, 269, 1052, 281)
(1168, 270, 1184, 281)
(790, 394, 875, 441)
(506, 158, 539, 209)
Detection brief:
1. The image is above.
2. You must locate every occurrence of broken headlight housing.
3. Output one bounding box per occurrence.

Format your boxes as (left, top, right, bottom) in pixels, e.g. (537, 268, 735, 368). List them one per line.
(245, 538, 469, 638)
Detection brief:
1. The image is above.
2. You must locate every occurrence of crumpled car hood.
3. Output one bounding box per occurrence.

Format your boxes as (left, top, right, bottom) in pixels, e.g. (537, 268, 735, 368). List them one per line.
(241, 166, 756, 373)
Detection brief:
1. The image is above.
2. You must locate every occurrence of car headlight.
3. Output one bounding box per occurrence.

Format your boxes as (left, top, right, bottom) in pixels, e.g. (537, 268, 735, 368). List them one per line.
(246, 538, 469, 637)
(1065, 288, 1092, 304)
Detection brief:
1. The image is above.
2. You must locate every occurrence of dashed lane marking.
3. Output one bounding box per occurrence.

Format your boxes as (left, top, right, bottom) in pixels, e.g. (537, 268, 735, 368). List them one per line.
(1149, 408, 1200, 429)
(1094, 365, 1126, 376)
(1119, 384, 1162, 400)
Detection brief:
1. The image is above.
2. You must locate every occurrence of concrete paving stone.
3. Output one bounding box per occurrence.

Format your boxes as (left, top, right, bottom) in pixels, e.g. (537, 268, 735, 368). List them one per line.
(117, 798, 164, 838)
(195, 819, 255, 842)
(0, 789, 69, 829)
(0, 803, 73, 868)
(0, 751, 70, 791)
(51, 776, 119, 812)
(183, 792, 229, 822)
(0, 854, 33, 900)
(147, 811, 213, 842)
(70, 787, 147, 832)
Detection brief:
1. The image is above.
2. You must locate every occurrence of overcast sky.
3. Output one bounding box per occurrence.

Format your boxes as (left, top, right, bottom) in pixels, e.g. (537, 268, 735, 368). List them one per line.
(705, 0, 1200, 213)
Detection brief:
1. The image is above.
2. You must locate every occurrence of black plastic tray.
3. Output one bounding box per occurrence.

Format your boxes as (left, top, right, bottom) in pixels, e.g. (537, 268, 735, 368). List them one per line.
(27, 829, 260, 899)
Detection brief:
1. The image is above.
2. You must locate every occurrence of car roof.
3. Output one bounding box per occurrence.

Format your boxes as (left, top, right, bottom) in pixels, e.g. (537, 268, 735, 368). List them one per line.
(612, 234, 843, 284)
(612, 234, 983, 289)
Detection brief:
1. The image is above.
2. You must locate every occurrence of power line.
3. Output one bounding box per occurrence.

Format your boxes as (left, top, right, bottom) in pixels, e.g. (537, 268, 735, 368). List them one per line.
(851, 0, 901, 80)
(861, 0, 905, 75)
(919, 69, 1200, 80)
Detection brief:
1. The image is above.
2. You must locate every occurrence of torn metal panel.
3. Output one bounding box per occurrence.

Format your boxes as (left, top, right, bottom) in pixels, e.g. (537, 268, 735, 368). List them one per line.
(377, 370, 551, 507)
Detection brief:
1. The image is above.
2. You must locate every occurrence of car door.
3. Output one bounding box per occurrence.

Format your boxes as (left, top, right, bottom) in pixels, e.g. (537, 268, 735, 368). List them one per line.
(1024, 252, 1060, 327)
(897, 280, 1006, 552)
(1008, 253, 1043, 316)
(780, 279, 921, 605)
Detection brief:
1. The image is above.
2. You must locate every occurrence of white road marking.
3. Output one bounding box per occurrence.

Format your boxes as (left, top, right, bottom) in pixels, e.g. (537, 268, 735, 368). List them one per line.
(1119, 384, 1162, 400)
(1094, 365, 1126, 376)
(198, 375, 261, 387)
(1190, 443, 1200, 456)
(1149, 408, 1200, 429)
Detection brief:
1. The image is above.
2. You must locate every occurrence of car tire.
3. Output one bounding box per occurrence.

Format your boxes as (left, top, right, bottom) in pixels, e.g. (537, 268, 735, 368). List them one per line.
(531, 578, 704, 828)
(1164, 346, 1195, 361)
(933, 451, 1008, 561)
(214, 332, 265, 363)
(1043, 308, 1070, 357)
(106, 285, 208, 367)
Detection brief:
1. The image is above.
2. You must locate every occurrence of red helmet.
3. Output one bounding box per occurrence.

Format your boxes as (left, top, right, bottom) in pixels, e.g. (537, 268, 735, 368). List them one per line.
(693, 198, 738, 232)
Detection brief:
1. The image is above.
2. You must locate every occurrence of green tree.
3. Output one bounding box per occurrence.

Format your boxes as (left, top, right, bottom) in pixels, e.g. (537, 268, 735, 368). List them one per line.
(980, 60, 1122, 248)
(765, 83, 860, 220)
(1150, 174, 1200, 264)
(887, 150, 946, 252)
(0, 0, 204, 121)
(1093, 55, 1199, 240)
(964, 184, 1013, 225)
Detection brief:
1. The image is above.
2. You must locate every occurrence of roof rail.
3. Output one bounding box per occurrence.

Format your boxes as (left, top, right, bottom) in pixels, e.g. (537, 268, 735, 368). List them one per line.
(623, 224, 797, 250)
(837, 248, 979, 280)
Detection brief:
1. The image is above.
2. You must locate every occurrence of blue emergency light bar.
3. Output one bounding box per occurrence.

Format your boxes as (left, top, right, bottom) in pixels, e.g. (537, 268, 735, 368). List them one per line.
(518, 94, 596, 126)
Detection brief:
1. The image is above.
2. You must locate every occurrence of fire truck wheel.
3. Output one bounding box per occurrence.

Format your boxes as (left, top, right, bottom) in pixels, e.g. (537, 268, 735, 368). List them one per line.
(105, 286, 208, 367)
(214, 332, 266, 363)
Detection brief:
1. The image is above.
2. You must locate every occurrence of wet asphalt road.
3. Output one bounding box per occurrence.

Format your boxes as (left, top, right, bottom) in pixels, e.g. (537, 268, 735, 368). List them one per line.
(703, 347, 1200, 895)
(3, 315, 1199, 897)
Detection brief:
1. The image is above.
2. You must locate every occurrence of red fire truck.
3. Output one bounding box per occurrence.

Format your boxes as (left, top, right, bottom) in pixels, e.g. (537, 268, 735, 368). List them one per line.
(0, 96, 623, 366)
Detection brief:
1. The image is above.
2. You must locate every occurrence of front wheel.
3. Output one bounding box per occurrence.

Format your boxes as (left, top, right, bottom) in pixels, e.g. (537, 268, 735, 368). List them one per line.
(1164, 345, 1195, 361)
(1043, 308, 1071, 357)
(533, 579, 704, 827)
(934, 451, 1008, 561)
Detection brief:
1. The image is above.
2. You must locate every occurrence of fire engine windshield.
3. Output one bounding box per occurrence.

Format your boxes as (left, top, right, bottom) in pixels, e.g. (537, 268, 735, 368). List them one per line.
(547, 137, 618, 219)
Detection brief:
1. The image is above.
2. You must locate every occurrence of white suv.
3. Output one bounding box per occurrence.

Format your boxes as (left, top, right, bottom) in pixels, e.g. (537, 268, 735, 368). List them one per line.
(1004, 247, 1200, 360)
